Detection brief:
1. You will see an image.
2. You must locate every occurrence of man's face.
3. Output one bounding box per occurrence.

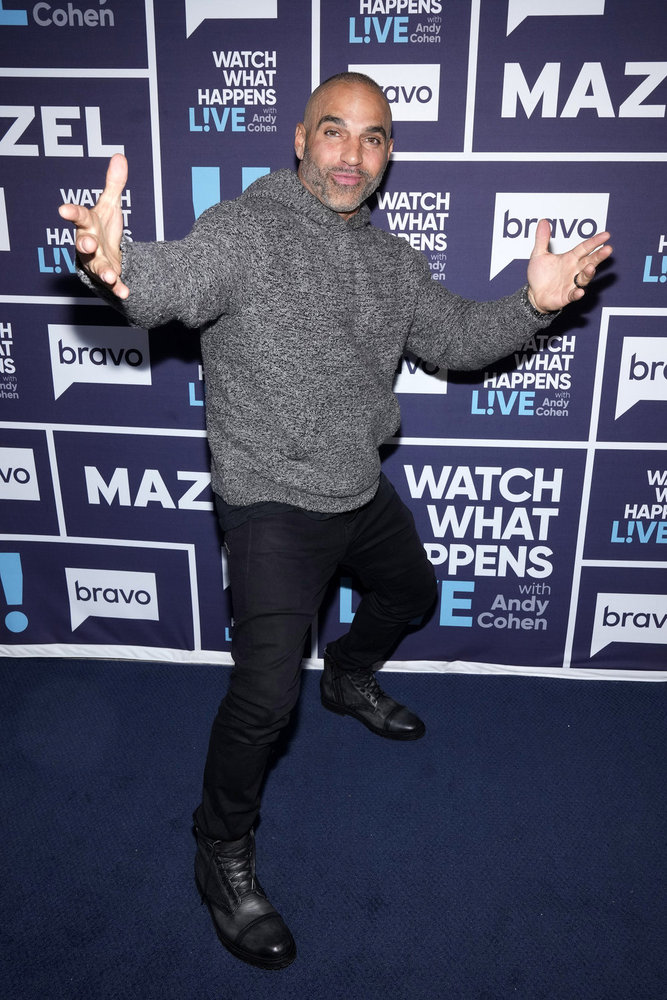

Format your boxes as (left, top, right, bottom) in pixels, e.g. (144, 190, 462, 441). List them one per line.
(294, 81, 393, 220)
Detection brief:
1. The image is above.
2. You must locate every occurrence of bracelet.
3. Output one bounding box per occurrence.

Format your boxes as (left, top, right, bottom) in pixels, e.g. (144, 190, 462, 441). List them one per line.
(521, 284, 557, 318)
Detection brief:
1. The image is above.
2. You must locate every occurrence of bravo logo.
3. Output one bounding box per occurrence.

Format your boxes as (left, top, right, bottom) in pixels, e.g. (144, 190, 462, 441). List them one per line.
(184, 0, 277, 38)
(48, 324, 151, 399)
(0, 446, 39, 501)
(348, 63, 440, 121)
(615, 337, 667, 419)
(591, 592, 667, 658)
(65, 566, 158, 631)
(490, 192, 609, 280)
(507, 0, 605, 35)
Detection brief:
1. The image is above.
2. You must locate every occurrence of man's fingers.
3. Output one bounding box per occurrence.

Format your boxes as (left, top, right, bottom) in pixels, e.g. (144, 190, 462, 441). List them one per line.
(98, 268, 129, 299)
(577, 230, 612, 258)
(572, 231, 612, 296)
(573, 243, 612, 296)
(577, 243, 613, 280)
(573, 267, 593, 291)
(58, 153, 128, 233)
(56, 155, 127, 298)
(80, 255, 127, 298)
(58, 202, 89, 226)
(591, 242, 613, 265)
(100, 263, 119, 284)
(78, 234, 99, 255)
(58, 202, 99, 253)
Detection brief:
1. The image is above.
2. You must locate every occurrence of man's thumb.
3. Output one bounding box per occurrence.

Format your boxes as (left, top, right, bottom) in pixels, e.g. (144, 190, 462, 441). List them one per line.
(104, 153, 128, 201)
(531, 218, 552, 257)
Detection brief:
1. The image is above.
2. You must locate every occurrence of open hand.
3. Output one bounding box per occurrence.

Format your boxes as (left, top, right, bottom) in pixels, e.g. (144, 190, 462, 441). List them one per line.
(526, 218, 612, 313)
(58, 153, 129, 299)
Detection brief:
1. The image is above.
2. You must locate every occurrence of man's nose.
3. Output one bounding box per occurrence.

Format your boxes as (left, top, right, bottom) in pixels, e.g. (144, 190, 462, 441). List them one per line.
(340, 136, 363, 165)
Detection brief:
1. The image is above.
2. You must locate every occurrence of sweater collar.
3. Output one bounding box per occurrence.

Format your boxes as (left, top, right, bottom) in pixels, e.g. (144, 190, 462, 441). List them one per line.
(242, 168, 372, 230)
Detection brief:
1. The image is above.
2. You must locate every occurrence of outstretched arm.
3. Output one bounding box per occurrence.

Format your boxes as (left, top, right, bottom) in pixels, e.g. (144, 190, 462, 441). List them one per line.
(58, 152, 129, 299)
(59, 155, 242, 330)
(404, 216, 613, 371)
(526, 218, 612, 314)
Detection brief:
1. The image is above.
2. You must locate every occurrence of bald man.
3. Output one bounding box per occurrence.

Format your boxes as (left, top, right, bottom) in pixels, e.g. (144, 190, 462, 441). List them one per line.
(60, 72, 612, 970)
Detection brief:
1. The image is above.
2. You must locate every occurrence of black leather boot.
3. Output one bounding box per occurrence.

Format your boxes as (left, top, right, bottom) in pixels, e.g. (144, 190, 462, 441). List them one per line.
(320, 650, 425, 740)
(194, 826, 296, 970)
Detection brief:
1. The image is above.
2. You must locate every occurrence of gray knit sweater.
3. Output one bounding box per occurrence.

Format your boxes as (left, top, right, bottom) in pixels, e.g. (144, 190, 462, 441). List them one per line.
(115, 168, 552, 512)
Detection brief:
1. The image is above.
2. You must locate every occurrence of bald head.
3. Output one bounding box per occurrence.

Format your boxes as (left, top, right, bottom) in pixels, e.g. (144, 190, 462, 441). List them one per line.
(302, 72, 392, 135)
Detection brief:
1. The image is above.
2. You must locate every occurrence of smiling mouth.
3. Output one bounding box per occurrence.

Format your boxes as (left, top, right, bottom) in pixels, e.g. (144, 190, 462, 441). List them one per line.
(330, 171, 365, 186)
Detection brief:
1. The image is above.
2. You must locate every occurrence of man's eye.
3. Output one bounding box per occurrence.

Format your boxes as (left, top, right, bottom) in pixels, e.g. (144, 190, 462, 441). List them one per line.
(324, 129, 340, 137)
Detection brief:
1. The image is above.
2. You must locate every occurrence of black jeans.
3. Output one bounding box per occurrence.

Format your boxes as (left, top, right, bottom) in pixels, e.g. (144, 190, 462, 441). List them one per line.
(195, 475, 437, 841)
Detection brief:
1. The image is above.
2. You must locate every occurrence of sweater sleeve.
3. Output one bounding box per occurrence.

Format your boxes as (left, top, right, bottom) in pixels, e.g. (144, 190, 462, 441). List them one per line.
(81, 201, 245, 330)
(405, 249, 556, 372)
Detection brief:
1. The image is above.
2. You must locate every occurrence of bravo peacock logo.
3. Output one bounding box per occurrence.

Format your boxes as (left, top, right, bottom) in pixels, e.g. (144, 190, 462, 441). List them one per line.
(348, 63, 440, 121)
(184, 0, 277, 38)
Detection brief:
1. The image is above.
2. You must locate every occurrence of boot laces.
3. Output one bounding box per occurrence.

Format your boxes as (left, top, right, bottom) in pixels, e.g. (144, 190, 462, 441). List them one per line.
(349, 668, 382, 707)
(204, 837, 258, 899)
(220, 850, 256, 893)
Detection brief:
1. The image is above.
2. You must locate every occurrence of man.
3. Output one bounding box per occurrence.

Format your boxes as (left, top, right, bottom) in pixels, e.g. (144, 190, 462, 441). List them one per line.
(59, 72, 612, 971)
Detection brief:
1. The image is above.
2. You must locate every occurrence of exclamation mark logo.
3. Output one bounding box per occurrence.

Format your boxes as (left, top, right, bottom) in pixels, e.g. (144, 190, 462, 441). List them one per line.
(0, 552, 29, 632)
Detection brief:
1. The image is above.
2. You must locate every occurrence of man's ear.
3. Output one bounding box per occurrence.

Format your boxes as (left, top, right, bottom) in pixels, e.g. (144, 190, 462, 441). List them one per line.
(294, 122, 306, 161)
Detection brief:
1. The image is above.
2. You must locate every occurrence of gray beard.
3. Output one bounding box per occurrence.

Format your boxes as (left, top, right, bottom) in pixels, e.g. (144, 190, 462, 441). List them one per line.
(298, 147, 386, 215)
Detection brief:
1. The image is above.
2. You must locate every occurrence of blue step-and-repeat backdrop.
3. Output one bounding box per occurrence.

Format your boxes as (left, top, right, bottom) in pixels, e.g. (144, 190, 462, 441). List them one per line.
(1, 0, 666, 679)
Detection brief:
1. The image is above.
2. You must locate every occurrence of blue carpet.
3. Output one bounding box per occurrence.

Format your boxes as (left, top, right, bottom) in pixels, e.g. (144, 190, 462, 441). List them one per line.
(1, 658, 665, 1000)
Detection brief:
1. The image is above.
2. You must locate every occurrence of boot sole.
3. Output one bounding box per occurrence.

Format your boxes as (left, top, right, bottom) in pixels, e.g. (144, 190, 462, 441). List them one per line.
(320, 696, 426, 740)
(195, 875, 297, 970)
